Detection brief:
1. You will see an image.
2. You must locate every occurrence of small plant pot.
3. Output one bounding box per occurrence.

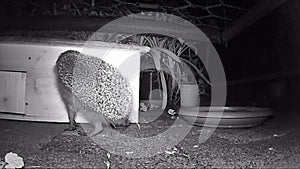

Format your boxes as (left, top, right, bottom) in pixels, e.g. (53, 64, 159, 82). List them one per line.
(180, 84, 199, 107)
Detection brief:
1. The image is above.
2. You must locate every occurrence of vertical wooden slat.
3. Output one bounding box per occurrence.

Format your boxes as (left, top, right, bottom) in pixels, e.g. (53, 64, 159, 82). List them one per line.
(222, 0, 288, 42)
(0, 71, 26, 114)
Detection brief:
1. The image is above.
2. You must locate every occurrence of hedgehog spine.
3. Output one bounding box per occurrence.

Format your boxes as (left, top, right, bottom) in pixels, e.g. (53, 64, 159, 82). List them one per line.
(55, 50, 132, 136)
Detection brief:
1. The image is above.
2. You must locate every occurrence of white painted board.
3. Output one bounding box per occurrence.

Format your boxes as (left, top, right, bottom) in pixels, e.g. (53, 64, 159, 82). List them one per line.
(0, 37, 149, 123)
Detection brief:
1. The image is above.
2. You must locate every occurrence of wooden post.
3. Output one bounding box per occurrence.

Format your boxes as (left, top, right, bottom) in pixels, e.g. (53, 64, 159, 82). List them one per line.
(222, 0, 287, 42)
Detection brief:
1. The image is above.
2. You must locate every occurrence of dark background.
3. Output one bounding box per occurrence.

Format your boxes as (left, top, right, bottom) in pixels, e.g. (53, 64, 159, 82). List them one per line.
(1, 0, 299, 107)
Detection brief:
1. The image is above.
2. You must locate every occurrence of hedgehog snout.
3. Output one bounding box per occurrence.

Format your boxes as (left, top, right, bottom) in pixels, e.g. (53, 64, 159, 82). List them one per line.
(111, 118, 130, 128)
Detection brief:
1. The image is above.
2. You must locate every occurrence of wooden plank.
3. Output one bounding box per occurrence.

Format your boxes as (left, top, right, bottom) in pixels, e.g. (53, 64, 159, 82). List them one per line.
(0, 38, 145, 123)
(0, 113, 68, 123)
(1, 15, 220, 43)
(0, 71, 26, 114)
(221, 0, 287, 42)
(0, 39, 83, 72)
(99, 15, 215, 43)
(0, 16, 113, 32)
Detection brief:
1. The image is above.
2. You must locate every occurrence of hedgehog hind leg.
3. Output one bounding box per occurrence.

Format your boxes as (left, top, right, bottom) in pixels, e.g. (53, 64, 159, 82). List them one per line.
(83, 109, 110, 137)
(61, 93, 87, 135)
(59, 87, 79, 131)
(88, 121, 104, 137)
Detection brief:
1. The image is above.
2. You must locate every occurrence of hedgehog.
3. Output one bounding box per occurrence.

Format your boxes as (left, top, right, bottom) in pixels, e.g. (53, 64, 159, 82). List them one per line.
(55, 50, 133, 136)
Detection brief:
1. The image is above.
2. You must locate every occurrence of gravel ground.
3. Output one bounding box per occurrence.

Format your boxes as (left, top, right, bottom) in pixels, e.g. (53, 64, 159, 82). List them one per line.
(0, 108, 300, 168)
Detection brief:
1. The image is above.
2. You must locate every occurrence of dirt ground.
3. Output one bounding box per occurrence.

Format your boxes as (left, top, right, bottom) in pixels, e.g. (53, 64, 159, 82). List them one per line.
(0, 105, 300, 168)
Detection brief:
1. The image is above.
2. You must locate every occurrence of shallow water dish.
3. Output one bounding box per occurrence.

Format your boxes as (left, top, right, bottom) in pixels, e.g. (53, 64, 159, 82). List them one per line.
(179, 107, 273, 128)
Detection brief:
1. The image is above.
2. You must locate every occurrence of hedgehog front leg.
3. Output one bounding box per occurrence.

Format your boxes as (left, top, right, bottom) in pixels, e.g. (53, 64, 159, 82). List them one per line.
(62, 94, 80, 131)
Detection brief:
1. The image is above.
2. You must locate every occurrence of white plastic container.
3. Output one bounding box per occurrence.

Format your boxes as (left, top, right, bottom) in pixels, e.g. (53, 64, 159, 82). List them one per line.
(180, 84, 199, 107)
